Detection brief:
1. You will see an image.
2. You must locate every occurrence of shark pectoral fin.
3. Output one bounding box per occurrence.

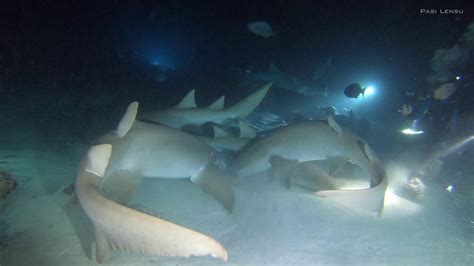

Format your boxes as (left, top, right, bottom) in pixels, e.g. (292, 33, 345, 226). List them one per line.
(94, 227, 112, 263)
(207, 95, 225, 110)
(314, 176, 387, 216)
(191, 163, 234, 212)
(269, 155, 299, 189)
(102, 170, 144, 205)
(61, 193, 95, 259)
(291, 162, 337, 191)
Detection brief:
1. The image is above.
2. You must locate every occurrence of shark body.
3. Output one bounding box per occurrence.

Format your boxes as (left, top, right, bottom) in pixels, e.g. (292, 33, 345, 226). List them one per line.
(76, 144, 228, 263)
(230, 117, 388, 215)
(141, 82, 271, 129)
(76, 102, 233, 263)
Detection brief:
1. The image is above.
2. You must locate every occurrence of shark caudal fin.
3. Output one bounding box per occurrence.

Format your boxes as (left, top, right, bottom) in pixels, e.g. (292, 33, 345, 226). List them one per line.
(78, 144, 228, 263)
(314, 162, 388, 216)
(227, 82, 272, 119)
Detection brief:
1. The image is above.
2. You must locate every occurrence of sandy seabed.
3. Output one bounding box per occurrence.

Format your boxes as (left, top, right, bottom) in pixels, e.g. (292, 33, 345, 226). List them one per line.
(0, 113, 472, 266)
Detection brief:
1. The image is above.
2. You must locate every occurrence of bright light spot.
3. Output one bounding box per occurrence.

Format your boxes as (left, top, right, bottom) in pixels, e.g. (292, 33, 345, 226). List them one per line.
(455, 76, 461, 80)
(365, 86, 375, 95)
(402, 128, 424, 135)
(151, 61, 160, 66)
(446, 185, 454, 192)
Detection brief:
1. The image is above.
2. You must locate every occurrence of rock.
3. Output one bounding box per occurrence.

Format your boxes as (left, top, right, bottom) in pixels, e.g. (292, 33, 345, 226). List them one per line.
(0, 171, 17, 200)
(403, 177, 425, 202)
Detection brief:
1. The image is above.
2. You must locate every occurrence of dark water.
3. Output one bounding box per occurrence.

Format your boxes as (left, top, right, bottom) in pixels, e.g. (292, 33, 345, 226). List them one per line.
(0, 2, 473, 265)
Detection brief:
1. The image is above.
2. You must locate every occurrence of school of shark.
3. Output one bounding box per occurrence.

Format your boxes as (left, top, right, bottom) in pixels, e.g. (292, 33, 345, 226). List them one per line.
(75, 80, 389, 263)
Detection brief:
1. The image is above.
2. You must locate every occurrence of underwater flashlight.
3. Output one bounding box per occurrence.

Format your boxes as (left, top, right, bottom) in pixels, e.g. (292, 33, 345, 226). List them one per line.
(401, 128, 424, 135)
(365, 85, 375, 96)
(401, 119, 424, 135)
(446, 185, 454, 192)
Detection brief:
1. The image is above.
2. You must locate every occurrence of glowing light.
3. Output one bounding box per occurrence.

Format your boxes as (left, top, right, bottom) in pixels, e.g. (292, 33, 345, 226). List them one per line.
(365, 86, 375, 96)
(435, 135, 474, 158)
(446, 185, 454, 192)
(402, 128, 424, 135)
(455, 76, 461, 80)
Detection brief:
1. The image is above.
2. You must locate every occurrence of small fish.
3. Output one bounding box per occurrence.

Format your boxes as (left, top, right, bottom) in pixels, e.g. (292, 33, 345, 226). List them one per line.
(247, 21, 276, 38)
(433, 82, 456, 100)
(344, 83, 366, 98)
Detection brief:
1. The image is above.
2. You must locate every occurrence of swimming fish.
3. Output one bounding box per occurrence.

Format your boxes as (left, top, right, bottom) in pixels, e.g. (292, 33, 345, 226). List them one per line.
(432, 82, 457, 100)
(247, 21, 276, 38)
(344, 83, 366, 98)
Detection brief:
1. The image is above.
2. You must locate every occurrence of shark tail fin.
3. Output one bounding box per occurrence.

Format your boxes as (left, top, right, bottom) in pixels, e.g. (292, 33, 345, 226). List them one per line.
(78, 145, 228, 263)
(227, 82, 272, 119)
(314, 173, 387, 217)
(92, 207, 229, 263)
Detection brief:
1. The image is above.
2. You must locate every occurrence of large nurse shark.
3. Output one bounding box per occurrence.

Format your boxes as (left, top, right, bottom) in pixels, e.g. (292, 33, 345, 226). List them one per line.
(140, 82, 272, 129)
(230, 117, 388, 216)
(76, 102, 232, 263)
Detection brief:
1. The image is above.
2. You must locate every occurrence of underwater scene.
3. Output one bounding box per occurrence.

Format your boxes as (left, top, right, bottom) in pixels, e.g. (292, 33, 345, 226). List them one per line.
(0, 1, 473, 265)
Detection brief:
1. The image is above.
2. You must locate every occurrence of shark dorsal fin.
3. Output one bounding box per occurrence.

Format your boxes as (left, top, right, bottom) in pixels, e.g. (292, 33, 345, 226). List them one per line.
(117, 101, 139, 138)
(327, 116, 343, 136)
(213, 126, 230, 138)
(269, 63, 279, 73)
(207, 95, 225, 110)
(175, 89, 197, 109)
(238, 120, 257, 139)
(85, 144, 112, 177)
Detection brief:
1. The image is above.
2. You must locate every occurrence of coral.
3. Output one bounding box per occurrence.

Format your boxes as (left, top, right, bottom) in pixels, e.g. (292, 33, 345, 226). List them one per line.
(403, 177, 425, 202)
(0, 171, 17, 200)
